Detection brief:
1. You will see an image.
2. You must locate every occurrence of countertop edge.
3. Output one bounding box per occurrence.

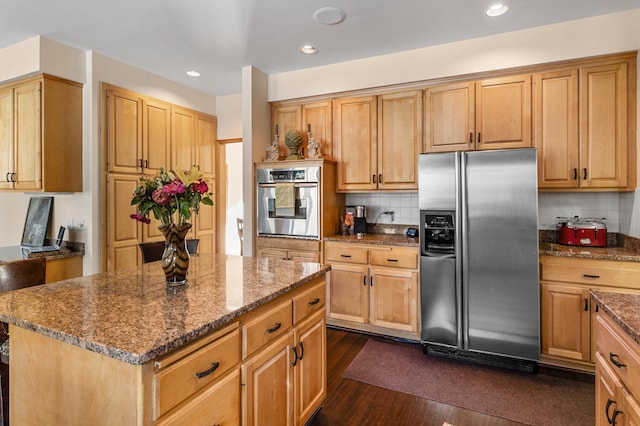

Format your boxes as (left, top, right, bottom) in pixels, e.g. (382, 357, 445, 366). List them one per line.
(2, 264, 330, 365)
(590, 290, 640, 345)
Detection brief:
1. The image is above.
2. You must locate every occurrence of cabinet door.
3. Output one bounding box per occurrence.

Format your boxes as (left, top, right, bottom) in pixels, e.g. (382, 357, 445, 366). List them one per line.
(108, 174, 142, 271)
(107, 86, 143, 174)
(302, 100, 333, 160)
(272, 104, 301, 160)
(377, 91, 422, 190)
(156, 369, 240, 426)
(171, 106, 195, 172)
(327, 263, 369, 323)
(541, 282, 591, 361)
(194, 202, 216, 254)
(334, 96, 377, 191)
(424, 82, 475, 152)
(195, 113, 217, 178)
(579, 62, 628, 188)
(143, 98, 170, 174)
(595, 352, 623, 426)
(369, 267, 418, 332)
(242, 332, 295, 426)
(13, 80, 42, 191)
(534, 70, 580, 189)
(0, 87, 13, 189)
(294, 310, 326, 426)
(476, 74, 532, 150)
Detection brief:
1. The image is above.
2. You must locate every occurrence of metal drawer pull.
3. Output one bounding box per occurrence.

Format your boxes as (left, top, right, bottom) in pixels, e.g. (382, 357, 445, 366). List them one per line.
(387, 258, 398, 262)
(611, 409, 622, 426)
(340, 254, 352, 258)
(584, 299, 589, 312)
(363, 276, 367, 286)
(610, 352, 627, 368)
(266, 322, 282, 334)
(308, 298, 320, 306)
(195, 361, 220, 379)
(583, 274, 600, 279)
(291, 346, 299, 366)
(298, 342, 304, 360)
(606, 399, 616, 423)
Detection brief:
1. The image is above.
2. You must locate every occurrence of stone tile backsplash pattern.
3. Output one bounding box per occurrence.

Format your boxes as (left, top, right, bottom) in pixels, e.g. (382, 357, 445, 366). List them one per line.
(346, 190, 640, 237)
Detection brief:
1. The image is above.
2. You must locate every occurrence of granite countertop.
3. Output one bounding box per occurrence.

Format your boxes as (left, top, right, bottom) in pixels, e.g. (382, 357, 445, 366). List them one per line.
(0, 243, 85, 262)
(539, 242, 640, 262)
(0, 254, 329, 365)
(324, 233, 419, 248)
(591, 290, 640, 345)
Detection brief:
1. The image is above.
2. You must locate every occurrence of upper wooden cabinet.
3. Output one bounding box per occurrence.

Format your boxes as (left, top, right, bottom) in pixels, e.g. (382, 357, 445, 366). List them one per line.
(534, 55, 635, 191)
(335, 90, 421, 192)
(424, 74, 532, 153)
(271, 100, 333, 160)
(0, 74, 82, 192)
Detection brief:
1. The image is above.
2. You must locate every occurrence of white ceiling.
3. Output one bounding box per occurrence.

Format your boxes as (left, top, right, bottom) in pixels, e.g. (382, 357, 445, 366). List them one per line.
(2, 0, 640, 97)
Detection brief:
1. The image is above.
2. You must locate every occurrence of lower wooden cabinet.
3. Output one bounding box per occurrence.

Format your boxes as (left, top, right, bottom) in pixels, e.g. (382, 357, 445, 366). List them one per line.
(325, 241, 419, 340)
(540, 255, 640, 371)
(256, 237, 322, 263)
(594, 313, 640, 426)
(44, 256, 83, 283)
(241, 279, 327, 426)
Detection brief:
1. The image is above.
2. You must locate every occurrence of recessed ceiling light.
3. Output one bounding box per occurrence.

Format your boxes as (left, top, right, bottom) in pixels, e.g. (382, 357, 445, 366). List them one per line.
(186, 70, 201, 77)
(485, 4, 509, 17)
(312, 7, 346, 25)
(300, 45, 319, 55)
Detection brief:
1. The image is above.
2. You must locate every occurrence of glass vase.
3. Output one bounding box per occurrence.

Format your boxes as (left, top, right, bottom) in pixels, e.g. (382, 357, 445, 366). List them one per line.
(159, 222, 192, 286)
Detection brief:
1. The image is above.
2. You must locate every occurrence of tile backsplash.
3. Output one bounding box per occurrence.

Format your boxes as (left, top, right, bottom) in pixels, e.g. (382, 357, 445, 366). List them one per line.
(345, 189, 640, 237)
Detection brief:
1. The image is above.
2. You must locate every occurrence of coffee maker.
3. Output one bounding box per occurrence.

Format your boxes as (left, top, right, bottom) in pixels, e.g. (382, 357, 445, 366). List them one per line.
(354, 205, 367, 238)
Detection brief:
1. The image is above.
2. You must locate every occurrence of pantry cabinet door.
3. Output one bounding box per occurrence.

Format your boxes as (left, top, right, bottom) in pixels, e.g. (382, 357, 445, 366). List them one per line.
(108, 174, 143, 271)
(171, 106, 195, 172)
(476, 74, 532, 150)
(143, 98, 171, 174)
(107, 86, 143, 174)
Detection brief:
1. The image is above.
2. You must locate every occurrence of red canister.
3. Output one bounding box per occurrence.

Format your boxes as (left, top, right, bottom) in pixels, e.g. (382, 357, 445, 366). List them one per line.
(557, 217, 607, 247)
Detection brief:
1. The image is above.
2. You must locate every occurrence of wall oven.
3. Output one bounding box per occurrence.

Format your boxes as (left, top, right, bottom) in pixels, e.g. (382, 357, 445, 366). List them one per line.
(256, 165, 320, 239)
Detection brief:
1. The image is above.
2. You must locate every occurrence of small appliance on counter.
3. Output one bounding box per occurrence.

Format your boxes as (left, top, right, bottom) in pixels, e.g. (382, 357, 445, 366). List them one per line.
(353, 205, 367, 238)
(556, 216, 607, 247)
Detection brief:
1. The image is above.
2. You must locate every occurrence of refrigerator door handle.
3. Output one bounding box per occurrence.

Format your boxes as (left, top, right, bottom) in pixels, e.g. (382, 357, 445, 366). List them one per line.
(456, 153, 466, 350)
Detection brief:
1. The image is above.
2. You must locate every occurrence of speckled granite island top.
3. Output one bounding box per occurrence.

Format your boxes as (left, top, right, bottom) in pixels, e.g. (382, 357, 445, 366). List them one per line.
(591, 290, 640, 345)
(0, 254, 330, 365)
(324, 233, 419, 247)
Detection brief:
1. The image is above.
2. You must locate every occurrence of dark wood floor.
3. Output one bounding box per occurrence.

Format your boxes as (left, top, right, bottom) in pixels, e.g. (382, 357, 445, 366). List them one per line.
(308, 327, 531, 426)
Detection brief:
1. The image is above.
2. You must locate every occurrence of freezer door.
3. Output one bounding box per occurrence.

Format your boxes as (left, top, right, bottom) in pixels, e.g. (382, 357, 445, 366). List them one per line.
(418, 153, 456, 211)
(420, 255, 457, 346)
(463, 148, 540, 361)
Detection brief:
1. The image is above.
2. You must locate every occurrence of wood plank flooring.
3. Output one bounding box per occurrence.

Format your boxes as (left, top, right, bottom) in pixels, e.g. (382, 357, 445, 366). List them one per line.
(308, 327, 532, 426)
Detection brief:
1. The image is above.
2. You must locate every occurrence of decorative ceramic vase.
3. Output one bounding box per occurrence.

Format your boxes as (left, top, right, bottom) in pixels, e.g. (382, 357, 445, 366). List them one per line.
(159, 222, 192, 286)
(285, 129, 303, 160)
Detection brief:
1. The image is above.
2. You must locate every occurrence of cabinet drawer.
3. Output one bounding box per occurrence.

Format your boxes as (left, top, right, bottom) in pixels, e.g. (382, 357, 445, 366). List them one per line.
(154, 328, 241, 418)
(325, 245, 368, 264)
(595, 314, 640, 399)
(370, 249, 418, 269)
(242, 300, 293, 358)
(157, 369, 240, 425)
(541, 258, 640, 289)
(293, 280, 326, 324)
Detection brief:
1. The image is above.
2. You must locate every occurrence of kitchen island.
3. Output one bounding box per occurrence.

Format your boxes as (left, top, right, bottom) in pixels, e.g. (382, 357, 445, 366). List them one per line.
(0, 254, 329, 425)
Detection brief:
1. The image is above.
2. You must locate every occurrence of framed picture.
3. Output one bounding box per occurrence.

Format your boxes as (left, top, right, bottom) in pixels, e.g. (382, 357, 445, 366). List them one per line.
(21, 197, 53, 247)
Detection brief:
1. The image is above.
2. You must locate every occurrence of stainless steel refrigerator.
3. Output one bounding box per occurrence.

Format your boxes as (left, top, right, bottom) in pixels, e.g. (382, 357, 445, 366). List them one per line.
(418, 148, 539, 371)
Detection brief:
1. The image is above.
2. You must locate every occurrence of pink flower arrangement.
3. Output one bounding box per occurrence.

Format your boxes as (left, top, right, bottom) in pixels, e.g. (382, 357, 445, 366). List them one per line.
(130, 167, 213, 226)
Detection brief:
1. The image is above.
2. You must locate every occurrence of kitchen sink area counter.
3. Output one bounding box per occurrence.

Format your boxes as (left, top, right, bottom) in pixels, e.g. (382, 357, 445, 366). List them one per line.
(0, 254, 330, 425)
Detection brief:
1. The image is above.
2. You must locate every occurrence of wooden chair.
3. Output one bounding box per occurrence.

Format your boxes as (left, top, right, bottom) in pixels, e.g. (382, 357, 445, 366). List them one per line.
(237, 218, 244, 256)
(0, 257, 47, 426)
(139, 239, 199, 264)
